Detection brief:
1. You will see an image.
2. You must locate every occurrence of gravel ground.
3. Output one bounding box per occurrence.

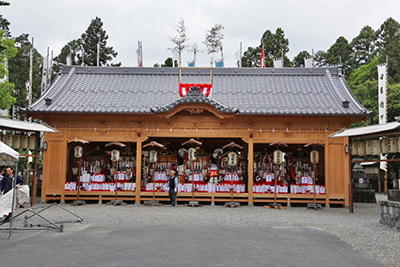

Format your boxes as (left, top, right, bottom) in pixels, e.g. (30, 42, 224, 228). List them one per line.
(2, 193, 399, 267)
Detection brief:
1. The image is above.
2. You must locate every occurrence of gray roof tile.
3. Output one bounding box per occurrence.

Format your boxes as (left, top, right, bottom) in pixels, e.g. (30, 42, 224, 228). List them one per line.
(27, 65, 369, 116)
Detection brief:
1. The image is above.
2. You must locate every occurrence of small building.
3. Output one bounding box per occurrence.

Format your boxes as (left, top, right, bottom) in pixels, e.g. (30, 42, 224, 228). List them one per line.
(26, 65, 368, 206)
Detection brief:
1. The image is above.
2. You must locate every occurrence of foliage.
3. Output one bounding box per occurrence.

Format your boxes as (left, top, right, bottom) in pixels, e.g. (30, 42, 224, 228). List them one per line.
(347, 57, 380, 90)
(169, 18, 189, 53)
(313, 50, 326, 67)
(162, 57, 172, 67)
(351, 80, 400, 127)
(8, 33, 43, 109)
(292, 50, 311, 67)
(325, 36, 352, 76)
(350, 25, 377, 68)
(0, 30, 17, 110)
(375, 17, 400, 52)
(241, 46, 261, 67)
(242, 28, 291, 67)
(54, 17, 118, 67)
(204, 23, 224, 54)
(381, 32, 400, 84)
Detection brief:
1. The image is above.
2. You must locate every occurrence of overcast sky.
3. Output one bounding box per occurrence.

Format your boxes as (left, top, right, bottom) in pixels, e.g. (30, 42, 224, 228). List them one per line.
(3, 0, 400, 67)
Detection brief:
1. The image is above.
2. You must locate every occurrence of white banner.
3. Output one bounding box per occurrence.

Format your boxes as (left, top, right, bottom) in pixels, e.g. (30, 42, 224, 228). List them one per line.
(172, 51, 179, 68)
(377, 64, 387, 124)
(136, 41, 143, 67)
(377, 63, 387, 171)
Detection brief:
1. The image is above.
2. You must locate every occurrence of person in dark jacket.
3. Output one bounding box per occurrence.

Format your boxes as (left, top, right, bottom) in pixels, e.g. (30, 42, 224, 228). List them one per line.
(0, 166, 23, 195)
(166, 170, 178, 207)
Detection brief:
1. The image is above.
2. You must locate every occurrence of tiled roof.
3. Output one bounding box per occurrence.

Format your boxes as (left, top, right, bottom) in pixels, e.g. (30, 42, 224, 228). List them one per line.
(27, 65, 369, 116)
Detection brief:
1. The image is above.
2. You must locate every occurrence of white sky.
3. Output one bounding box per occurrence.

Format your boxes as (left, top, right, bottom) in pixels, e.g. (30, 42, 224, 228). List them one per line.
(3, 0, 400, 67)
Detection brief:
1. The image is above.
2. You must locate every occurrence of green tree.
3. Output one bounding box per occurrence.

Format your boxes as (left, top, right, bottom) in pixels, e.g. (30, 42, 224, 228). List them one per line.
(351, 80, 400, 127)
(0, 30, 17, 110)
(8, 34, 43, 109)
(350, 25, 377, 68)
(162, 57, 172, 67)
(204, 23, 224, 55)
(381, 33, 400, 84)
(325, 36, 352, 75)
(169, 18, 189, 54)
(241, 46, 261, 67)
(375, 17, 400, 52)
(241, 28, 291, 67)
(313, 50, 326, 67)
(54, 17, 118, 67)
(292, 51, 311, 67)
(347, 57, 380, 90)
(0, 14, 10, 38)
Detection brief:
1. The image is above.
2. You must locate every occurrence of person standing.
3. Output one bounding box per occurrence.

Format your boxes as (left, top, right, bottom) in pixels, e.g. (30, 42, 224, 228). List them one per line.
(0, 166, 23, 195)
(167, 169, 178, 207)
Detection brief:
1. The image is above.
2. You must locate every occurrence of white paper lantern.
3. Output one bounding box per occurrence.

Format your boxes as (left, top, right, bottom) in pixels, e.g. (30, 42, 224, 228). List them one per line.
(12, 134, 21, 149)
(4, 134, 13, 147)
(188, 147, 197, 162)
(310, 150, 319, 164)
(21, 135, 29, 149)
(228, 152, 238, 166)
(149, 149, 157, 163)
(28, 135, 36, 150)
(358, 141, 366, 156)
(388, 138, 397, 153)
(350, 142, 358, 156)
(365, 140, 372, 155)
(370, 140, 380, 155)
(111, 149, 120, 162)
(380, 139, 388, 154)
(273, 150, 283, 165)
(74, 146, 83, 158)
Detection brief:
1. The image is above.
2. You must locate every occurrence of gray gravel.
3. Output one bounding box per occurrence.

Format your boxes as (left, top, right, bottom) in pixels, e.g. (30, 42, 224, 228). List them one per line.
(2, 193, 399, 267)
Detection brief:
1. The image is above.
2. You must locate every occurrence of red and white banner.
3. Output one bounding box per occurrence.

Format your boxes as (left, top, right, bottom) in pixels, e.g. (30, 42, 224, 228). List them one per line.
(179, 83, 212, 98)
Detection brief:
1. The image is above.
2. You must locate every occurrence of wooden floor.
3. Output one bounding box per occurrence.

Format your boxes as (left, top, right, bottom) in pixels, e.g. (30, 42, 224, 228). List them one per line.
(51, 191, 345, 205)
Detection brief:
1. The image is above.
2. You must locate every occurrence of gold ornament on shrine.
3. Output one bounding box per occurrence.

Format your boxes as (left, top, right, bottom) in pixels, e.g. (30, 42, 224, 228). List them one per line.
(273, 150, 283, 165)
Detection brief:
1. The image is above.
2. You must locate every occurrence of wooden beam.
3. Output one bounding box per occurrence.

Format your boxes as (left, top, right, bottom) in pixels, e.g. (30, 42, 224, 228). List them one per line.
(248, 134, 254, 205)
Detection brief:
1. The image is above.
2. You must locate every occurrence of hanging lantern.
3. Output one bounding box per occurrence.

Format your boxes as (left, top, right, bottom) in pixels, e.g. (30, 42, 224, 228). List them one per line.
(12, 134, 21, 149)
(380, 139, 388, 154)
(111, 149, 120, 162)
(273, 150, 283, 165)
(227, 152, 238, 166)
(358, 141, 366, 156)
(396, 137, 400, 153)
(388, 138, 397, 153)
(365, 140, 372, 155)
(149, 149, 157, 163)
(28, 135, 36, 150)
(188, 147, 197, 162)
(350, 142, 358, 156)
(74, 146, 83, 158)
(370, 140, 380, 155)
(310, 150, 319, 164)
(4, 134, 13, 147)
(21, 135, 29, 149)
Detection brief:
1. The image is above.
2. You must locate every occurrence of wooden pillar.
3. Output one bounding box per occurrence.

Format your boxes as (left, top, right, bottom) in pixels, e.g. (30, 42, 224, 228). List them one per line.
(248, 134, 254, 206)
(325, 137, 330, 207)
(384, 170, 388, 194)
(31, 131, 40, 207)
(135, 134, 142, 204)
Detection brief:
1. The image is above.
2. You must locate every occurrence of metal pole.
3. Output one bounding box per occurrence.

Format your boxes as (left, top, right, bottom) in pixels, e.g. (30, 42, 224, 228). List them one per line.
(349, 146, 353, 213)
(31, 131, 39, 207)
(313, 164, 316, 205)
(8, 161, 19, 239)
(274, 165, 277, 205)
(77, 159, 81, 202)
